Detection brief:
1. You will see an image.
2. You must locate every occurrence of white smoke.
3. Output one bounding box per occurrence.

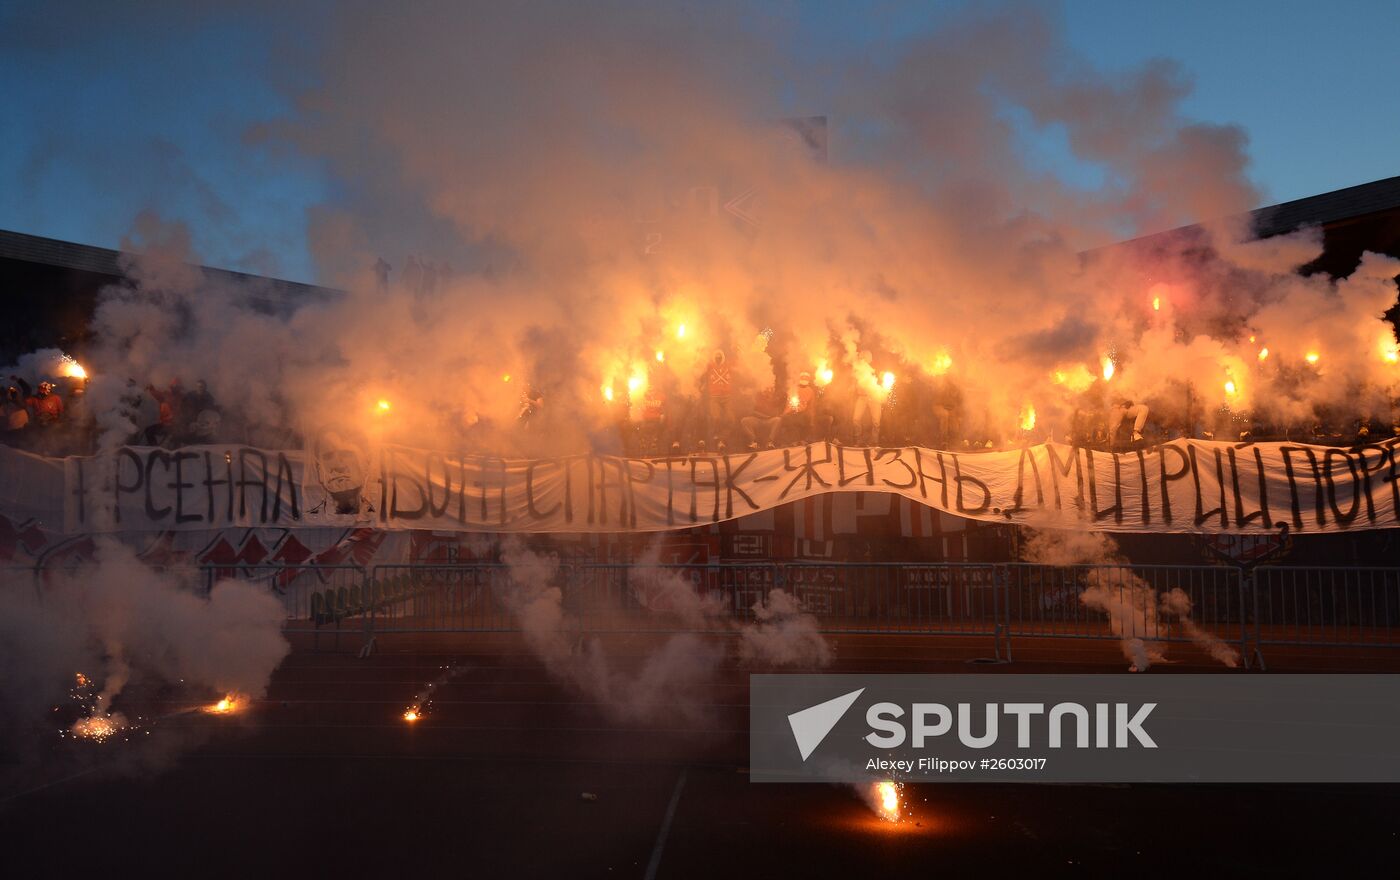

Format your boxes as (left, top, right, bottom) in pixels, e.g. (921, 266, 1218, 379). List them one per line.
(0, 538, 290, 763)
(738, 589, 834, 668)
(497, 538, 831, 723)
(1021, 527, 1239, 670)
(0, 2, 1391, 459)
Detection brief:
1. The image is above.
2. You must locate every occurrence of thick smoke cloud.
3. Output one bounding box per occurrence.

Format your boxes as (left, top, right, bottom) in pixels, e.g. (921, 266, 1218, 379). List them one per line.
(0, 539, 290, 765)
(3, 0, 1387, 458)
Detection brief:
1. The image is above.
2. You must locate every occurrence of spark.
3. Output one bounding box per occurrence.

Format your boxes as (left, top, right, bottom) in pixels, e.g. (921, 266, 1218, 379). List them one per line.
(70, 715, 122, 742)
(872, 780, 902, 823)
(60, 356, 87, 379)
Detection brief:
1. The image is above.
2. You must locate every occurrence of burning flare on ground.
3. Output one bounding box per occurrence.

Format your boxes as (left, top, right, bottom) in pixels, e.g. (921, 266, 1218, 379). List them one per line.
(70, 714, 123, 742)
(869, 780, 903, 823)
(204, 693, 243, 714)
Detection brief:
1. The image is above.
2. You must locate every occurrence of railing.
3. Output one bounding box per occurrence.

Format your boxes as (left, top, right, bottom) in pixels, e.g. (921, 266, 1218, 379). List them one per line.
(182, 560, 1400, 664)
(1251, 566, 1400, 650)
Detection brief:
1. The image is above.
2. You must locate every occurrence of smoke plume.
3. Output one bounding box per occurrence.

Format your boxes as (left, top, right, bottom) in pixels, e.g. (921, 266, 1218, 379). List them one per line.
(1020, 528, 1239, 670)
(0, 2, 1392, 458)
(0, 539, 290, 764)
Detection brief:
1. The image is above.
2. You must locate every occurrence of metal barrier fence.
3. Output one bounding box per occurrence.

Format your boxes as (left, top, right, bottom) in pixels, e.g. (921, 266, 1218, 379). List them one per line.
(202, 563, 368, 649)
(1002, 563, 1245, 647)
(190, 561, 1399, 663)
(1252, 566, 1400, 650)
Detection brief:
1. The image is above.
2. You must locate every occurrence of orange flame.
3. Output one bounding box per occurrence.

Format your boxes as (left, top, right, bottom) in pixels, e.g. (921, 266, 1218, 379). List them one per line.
(204, 693, 241, 714)
(403, 707, 421, 723)
(872, 780, 901, 822)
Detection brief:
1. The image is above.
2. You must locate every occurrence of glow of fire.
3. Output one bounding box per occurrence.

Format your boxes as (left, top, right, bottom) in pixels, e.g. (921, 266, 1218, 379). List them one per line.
(1386, 351, 1399, 365)
(1152, 296, 1160, 311)
(814, 360, 834, 386)
(1101, 356, 1115, 381)
(602, 385, 614, 402)
(61, 357, 88, 379)
(502, 374, 511, 383)
(71, 715, 121, 742)
(376, 399, 391, 412)
(929, 351, 953, 375)
(1224, 379, 1237, 396)
(627, 373, 644, 395)
(1305, 351, 1320, 365)
(873, 780, 901, 822)
(788, 394, 800, 410)
(204, 694, 240, 714)
(1258, 347, 1269, 361)
(676, 323, 686, 339)
(403, 708, 420, 723)
(655, 350, 665, 363)
(1019, 404, 1036, 431)
(880, 371, 896, 392)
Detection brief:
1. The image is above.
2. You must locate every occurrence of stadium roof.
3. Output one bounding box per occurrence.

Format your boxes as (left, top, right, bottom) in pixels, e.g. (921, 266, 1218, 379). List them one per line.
(0, 226, 338, 308)
(1251, 175, 1400, 238)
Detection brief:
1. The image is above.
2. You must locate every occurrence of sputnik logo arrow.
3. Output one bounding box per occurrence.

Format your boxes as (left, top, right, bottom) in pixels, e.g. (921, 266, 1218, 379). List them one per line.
(787, 688, 864, 761)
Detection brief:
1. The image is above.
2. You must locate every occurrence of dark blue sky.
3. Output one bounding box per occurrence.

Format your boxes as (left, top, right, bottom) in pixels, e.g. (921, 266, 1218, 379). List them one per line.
(2, 0, 1397, 284)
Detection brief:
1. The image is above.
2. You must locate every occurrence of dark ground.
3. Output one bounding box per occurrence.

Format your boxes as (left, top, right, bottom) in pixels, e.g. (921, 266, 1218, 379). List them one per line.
(3, 633, 1398, 878)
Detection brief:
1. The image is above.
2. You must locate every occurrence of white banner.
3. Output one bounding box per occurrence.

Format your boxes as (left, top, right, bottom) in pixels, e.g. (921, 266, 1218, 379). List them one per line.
(11, 438, 1397, 536)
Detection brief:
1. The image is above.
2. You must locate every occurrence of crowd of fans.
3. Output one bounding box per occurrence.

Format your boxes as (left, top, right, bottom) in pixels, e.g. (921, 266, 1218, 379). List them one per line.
(521, 348, 1400, 458)
(3, 350, 1397, 459)
(1, 373, 232, 457)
